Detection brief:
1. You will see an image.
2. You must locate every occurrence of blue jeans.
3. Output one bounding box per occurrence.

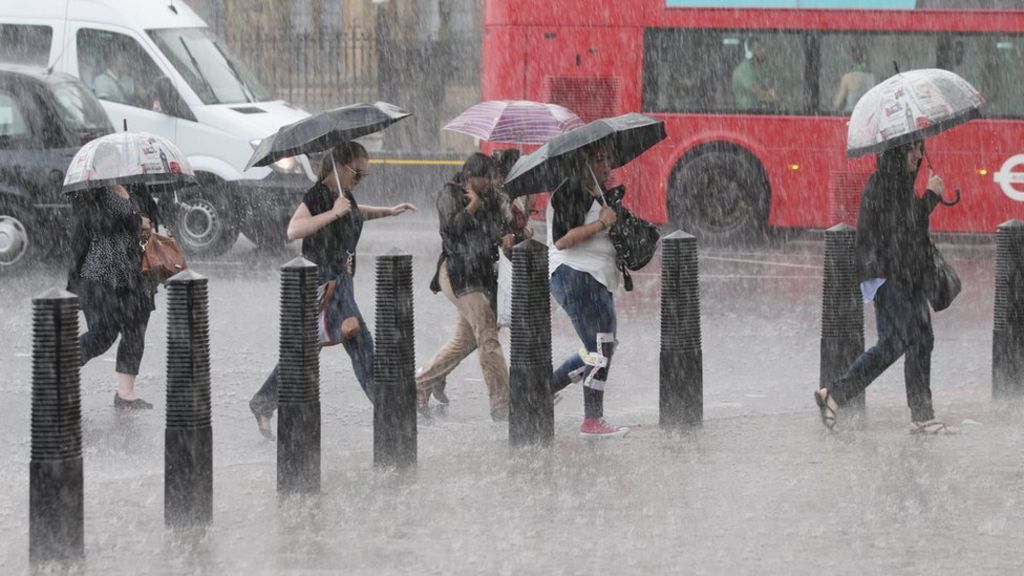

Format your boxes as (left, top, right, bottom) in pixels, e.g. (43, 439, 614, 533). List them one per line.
(830, 280, 935, 422)
(550, 265, 617, 419)
(250, 269, 375, 416)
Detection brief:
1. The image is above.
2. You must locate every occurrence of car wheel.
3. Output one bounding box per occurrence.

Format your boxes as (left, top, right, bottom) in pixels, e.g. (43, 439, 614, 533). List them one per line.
(174, 177, 239, 257)
(668, 150, 770, 244)
(0, 200, 36, 272)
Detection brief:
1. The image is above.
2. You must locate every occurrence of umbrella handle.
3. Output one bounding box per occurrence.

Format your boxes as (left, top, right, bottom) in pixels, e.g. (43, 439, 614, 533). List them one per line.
(940, 188, 961, 207)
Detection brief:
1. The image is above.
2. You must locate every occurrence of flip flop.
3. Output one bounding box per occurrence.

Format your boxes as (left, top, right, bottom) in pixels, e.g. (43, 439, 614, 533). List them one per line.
(910, 420, 960, 435)
(814, 389, 839, 431)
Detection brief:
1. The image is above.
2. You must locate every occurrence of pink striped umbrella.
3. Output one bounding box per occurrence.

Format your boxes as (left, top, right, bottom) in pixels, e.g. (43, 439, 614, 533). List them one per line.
(443, 100, 584, 144)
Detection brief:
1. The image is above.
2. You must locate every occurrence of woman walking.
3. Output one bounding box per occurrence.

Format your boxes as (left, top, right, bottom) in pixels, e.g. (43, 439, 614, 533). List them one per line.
(68, 142, 161, 409)
(815, 139, 956, 434)
(249, 141, 416, 438)
(548, 144, 629, 438)
(415, 153, 513, 421)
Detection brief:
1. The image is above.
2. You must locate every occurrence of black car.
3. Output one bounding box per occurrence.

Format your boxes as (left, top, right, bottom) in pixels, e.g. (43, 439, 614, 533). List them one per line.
(0, 64, 113, 271)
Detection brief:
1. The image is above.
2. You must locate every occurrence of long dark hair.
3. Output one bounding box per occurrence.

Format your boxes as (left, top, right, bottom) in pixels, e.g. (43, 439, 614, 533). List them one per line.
(876, 140, 923, 176)
(316, 141, 369, 183)
(491, 149, 521, 181)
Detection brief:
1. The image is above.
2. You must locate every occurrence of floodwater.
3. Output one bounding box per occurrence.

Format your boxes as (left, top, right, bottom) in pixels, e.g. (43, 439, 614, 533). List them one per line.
(0, 217, 1021, 575)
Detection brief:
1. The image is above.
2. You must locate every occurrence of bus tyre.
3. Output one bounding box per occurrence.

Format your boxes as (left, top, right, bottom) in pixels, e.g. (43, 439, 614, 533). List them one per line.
(175, 175, 239, 257)
(0, 199, 37, 273)
(669, 151, 769, 244)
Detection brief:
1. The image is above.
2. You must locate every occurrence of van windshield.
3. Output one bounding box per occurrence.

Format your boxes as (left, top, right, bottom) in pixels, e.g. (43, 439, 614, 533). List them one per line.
(149, 27, 271, 105)
(49, 82, 112, 143)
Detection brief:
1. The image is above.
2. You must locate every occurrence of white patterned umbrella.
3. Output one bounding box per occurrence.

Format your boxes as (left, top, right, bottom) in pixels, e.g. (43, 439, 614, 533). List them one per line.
(62, 131, 195, 194)
(847, 68, 984, 158)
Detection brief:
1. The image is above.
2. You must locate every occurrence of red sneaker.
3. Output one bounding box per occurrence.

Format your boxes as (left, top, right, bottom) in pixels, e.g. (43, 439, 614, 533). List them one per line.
(579, 418, 630, 438)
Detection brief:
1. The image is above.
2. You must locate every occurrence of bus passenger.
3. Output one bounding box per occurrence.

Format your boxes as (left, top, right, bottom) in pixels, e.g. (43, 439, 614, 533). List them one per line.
(731, 37, 780, 110)
(833, 44, 876, 114)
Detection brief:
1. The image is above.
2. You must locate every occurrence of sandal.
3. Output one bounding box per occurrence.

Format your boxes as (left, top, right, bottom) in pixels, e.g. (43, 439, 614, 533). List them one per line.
(909, 420, 960, 435)
(814, 389, 839, 431)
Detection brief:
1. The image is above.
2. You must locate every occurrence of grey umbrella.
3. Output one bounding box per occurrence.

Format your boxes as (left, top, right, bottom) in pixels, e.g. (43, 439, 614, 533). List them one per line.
(245, 101, 411, 169)
(503, 113, 666, 198)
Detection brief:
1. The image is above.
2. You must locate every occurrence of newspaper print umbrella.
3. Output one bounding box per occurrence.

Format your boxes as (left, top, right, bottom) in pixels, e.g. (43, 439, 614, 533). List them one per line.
(62, 131, 196, 194)
(847, 68, 984, 158)
(503, 113, 666, 198)
(443, 100, 584, 144)
(246, 101, 410, 169)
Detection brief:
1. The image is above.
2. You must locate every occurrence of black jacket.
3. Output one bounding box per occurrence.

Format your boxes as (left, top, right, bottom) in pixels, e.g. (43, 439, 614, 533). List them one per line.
(430, 180, 507, 297)
(67, 185, 160, 295)
(855, 154, 941, 289)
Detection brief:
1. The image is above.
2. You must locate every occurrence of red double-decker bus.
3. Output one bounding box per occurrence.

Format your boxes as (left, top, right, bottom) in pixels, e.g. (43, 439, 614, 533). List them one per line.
(483, 0, 1024, 240)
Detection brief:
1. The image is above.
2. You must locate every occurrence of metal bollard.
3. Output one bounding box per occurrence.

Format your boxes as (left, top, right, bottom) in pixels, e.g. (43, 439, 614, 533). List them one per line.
(29, 288, 83, 563)
(509, 239, 554, 447)
(820, 223, 865, 411)
(164, 270, 213, 527)
(277, 257, 321, 494)
(659, 231, 703, 429)
(373, 249, 417, 469)
(993, 219, 1024, 398)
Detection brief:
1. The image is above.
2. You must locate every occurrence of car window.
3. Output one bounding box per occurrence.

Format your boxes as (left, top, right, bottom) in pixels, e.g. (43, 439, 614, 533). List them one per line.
(49, 82, 112, 143)
(0, 24, 52, 67)
(77, 28, 164, 110)
(0, 90, 30, 139)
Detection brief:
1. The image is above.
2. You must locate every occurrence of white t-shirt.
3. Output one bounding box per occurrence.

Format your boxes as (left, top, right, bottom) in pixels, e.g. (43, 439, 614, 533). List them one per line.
(547, 198, 619, 292)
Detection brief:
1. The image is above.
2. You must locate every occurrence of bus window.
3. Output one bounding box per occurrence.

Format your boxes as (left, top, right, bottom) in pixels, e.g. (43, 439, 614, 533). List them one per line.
(946, 35, 1024, 119)
(819, 32, 938, 115)
(643, 29, 807, 115)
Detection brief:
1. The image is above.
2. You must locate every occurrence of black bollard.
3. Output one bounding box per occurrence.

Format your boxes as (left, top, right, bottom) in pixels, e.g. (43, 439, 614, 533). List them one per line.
(373, 249, 417, 469)
(29, 288, 84, 563)
(993, 219, 1024, 399)
(820, 223, 865, 411)
(509, 238, 554, 447)
(164, 270, 213, 527)
(659, 231, 703, 429)
(277, 257, 321, 494)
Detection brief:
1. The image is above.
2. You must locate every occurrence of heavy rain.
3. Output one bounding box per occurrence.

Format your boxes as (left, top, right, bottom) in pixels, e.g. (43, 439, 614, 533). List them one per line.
(1, 0, 1024, 574)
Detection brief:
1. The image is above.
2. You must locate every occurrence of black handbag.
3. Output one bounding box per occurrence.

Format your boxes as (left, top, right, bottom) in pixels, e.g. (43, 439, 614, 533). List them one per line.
(604, 185, 660, 272)
(926, 242, 961, 312)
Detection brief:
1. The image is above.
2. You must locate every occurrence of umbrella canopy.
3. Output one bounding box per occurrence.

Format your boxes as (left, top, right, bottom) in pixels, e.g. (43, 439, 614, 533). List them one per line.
(246, 101, 411, 169)
(62, 131, 195, 194)
(442, 100, 584, 144)
(503, 113, 666, 198)
(847, 68, 984, 158)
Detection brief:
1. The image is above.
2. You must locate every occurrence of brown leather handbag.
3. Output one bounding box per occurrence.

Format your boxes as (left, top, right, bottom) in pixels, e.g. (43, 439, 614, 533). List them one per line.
(140, 231, 187, 283)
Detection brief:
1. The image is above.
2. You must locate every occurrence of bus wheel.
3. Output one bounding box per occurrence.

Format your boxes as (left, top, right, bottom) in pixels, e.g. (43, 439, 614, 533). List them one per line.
(668, 151, 769, 244)
(174, 175, 239, 257)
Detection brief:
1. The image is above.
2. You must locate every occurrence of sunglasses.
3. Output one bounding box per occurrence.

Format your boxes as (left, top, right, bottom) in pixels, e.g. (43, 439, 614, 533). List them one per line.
(344, 164, 371, 182)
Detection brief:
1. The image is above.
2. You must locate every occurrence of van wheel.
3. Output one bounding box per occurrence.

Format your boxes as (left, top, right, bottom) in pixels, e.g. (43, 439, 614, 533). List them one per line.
(668, 150, 769, 244)
(0, 200, 35, 272)
(174, 176, 238, 257)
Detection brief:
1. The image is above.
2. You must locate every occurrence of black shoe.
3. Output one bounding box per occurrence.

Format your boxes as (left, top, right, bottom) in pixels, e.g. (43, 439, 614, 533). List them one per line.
(432, 379, 450, 405)
(114, 393, 153, 410)
(249, 401, 275, 440)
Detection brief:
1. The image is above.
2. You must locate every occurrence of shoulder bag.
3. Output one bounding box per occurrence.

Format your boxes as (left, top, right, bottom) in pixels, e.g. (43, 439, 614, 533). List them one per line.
(926, 241, 961, 312)
(140, 230, 187, 283)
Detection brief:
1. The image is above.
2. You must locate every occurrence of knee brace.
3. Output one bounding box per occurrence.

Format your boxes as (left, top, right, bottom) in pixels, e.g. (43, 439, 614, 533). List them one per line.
(582, 332, 616, 390)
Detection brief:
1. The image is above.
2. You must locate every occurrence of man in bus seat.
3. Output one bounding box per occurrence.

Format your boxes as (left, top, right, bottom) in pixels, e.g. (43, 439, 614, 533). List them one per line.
(833, 44, 876, 114)
(731, 37, 780, 110)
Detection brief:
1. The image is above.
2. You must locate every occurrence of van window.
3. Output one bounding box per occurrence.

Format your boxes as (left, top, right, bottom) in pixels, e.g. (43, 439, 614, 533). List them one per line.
(0, 90, 30, 139)
(149, 27, 271, 105)
(77, 29, 164, 110)
(0, 24, 52, 67)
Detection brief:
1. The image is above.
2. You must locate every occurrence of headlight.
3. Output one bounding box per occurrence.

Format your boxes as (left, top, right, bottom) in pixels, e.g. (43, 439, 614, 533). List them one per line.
(271, 156, 301, 174)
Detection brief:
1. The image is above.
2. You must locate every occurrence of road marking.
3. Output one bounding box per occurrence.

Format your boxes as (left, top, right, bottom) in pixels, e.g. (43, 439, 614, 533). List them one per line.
(368, 159, 463, 166)
(702, 255, 822, 270)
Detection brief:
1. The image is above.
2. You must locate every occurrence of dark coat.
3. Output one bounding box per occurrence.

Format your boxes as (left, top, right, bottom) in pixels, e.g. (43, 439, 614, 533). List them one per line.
(430, 180, 507, 297)
(67, 185, 160, 296)
(855, 150, 941, 289)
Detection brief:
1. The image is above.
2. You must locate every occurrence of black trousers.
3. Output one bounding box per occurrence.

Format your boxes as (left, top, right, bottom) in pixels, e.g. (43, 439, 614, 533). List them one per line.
(78, 279, 152, 376)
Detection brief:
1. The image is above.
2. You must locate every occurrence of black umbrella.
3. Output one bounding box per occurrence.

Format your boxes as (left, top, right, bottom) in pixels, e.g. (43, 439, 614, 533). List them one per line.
(503, 113, 666, 198)
(245, 101, 411, 169)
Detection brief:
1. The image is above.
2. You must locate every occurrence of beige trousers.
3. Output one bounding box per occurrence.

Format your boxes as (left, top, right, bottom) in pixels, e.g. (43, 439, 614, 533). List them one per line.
(416, 262, 509, 416)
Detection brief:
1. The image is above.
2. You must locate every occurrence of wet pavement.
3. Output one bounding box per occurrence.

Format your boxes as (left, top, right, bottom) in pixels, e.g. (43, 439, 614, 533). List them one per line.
(0, 215, 1021, 575)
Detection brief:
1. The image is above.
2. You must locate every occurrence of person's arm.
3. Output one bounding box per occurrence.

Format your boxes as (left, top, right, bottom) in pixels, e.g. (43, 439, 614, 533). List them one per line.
(361, 203, 417, 220)
(553, 209, 615, 250)
(287, 197, 348, 241)
(437, 185, 480, 239)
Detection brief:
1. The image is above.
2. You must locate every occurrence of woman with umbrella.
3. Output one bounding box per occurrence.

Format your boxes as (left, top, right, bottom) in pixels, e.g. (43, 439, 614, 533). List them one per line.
(247, 140, 416, 438)
(815, 68, 982, 434)
(66, 139, 170, 410)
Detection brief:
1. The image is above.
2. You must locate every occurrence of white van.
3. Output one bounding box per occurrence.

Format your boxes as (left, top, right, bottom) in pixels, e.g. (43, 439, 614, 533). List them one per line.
(1, 0, 315, 255)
